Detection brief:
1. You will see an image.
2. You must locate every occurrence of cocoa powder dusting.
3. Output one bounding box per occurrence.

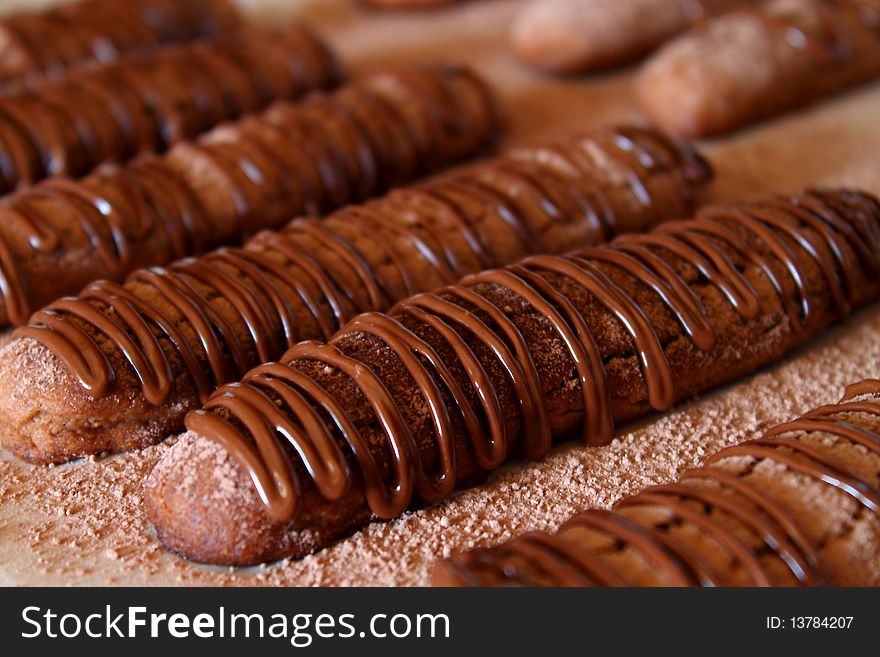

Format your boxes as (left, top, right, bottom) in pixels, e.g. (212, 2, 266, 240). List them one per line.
(2, 305, 879, 586)
(2, 0, 880, 585)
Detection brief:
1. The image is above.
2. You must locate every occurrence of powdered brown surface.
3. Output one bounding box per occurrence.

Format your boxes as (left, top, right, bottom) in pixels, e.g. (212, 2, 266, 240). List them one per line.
(1, 0, 879, 585)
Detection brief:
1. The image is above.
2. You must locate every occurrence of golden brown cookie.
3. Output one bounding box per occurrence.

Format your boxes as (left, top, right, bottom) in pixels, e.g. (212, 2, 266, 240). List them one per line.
(510, 0, 745, 74)
(0, 25, 340, 195)
(436, 379, 880, 586)
(637, 0, 880, 137)
(0, 0, 240, 88)
(0, 127, 709, 465)
(144, 188, 880, 565)
(0, 66, 495, 328)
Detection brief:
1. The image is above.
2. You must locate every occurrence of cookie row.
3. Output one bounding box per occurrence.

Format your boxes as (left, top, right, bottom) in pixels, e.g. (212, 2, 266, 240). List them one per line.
(511, 0, 746, 74)
(436, 379, 880, 586)
(0, 0, 240, 87)
(143, 188, 880, 565)
(511, 0, 880, 137)
(638, 0, 880, 137)
(0, 25, 340, 195)
(0, 126, 710, 464)
(0, 66, 496, 328)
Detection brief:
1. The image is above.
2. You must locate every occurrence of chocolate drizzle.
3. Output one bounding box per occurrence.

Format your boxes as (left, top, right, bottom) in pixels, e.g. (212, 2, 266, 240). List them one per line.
(184, 189, 880, 524)
(0, 0, 241, 89)
(17, 127, 707, 416)
(0, 66, 495, 327)
(438, 379, 880, 586)
(732, 0, 880, 65)
(0, 25, 340, 194)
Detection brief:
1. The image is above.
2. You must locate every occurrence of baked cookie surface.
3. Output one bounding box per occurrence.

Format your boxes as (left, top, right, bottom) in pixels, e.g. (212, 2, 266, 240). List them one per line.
(2, 0, 880, 585)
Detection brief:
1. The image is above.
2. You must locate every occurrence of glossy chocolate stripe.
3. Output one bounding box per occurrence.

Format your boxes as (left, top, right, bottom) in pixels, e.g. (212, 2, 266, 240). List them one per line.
(441, 381, 880, 586)
(0, 25, 336, 194)
(620, 489, 775, 585)
(710, 438, 880, 513)
(681, 469, 827, 584)
(5, 66, 492, 331)
(188, 190, 880, 524)
(734, 0, 880, 65)
(21, 126, 701, 418)
(0, 0, 241, 88)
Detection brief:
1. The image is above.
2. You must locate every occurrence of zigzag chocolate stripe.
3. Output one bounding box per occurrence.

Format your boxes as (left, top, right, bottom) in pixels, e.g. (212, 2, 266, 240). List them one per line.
(0, 66, 495, 326)
(0, 25, 340, 194)
(735, 0, 880, 64)
(18, 127, 706, 407)
(0, 0, 240, 88)
(438, 379, 880, 586)
(186, 189, 880, 523)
